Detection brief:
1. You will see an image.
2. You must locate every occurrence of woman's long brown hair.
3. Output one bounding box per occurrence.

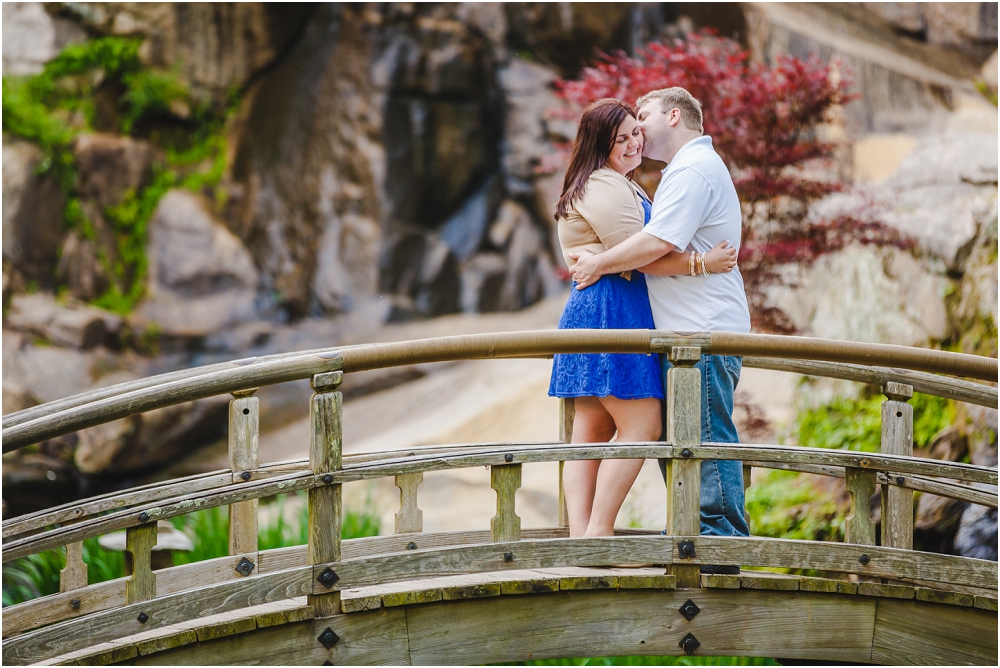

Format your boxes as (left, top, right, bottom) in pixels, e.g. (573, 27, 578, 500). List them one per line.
(554, 98, 637, 220)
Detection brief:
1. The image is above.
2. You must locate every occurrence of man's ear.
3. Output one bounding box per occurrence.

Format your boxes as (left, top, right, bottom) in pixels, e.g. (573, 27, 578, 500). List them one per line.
(667, 108, 682, 128)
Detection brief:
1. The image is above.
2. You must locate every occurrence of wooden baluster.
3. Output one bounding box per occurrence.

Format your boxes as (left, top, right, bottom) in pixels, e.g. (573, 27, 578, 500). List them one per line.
(125, 523, 157, 605)
(394, 473, 423, 533)
(59, 541, 88, 592)
(557, 398, 575, 528)
(665, 346, 702, 588)
(308, 371, 344, 618)
(742, 464, 752, 529)
(491, 463, 522, 543)
(845, 467, 877, 546)
(229, 389, 259, 558)
(881, 382, 914, 550)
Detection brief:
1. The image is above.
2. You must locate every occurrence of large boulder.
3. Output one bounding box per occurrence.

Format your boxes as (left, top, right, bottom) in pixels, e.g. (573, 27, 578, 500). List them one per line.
(312, 210, 381, 314)
(73, 133, 159, 209)
(2, 2, 86, 75)
(73, 395, 228, 475)
(762, 245, 949, 346)
(2, 137, 67, 284)
(498, 56, 560, 191)
(136, 190, 259, 338)
(55, 231, 111, 302)
(879, 134, 998, 270)
(6, 292, 124, 349)
(950, 200, 998, 356)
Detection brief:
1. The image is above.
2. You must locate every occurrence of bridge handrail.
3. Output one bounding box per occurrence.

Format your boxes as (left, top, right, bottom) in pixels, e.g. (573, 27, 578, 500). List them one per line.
(7, 439, 997, 542)
(4, 442, 996, 562)
(3, 330, 996, 452)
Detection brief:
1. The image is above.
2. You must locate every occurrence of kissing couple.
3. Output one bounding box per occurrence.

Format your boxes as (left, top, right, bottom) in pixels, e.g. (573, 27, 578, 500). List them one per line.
(548, 87, 751, 572)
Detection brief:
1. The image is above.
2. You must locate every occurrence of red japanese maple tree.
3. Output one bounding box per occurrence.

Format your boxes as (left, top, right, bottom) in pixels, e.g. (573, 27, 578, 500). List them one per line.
(550, 32, 910, 332)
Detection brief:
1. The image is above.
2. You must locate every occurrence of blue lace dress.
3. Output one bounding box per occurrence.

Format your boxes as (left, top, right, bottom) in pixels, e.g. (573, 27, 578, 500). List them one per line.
(548, 195, 664, 400)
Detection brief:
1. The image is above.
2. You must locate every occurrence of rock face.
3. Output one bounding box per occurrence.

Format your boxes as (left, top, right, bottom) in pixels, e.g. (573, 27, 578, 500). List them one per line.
(230, 4, 561, 319)
(53, 2, 315, 99)
(138, 190, 258, 337)
(764, 132, 997, 348)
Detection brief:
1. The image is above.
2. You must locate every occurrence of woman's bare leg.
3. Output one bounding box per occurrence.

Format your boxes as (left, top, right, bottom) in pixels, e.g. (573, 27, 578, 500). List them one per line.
(562, 397, 616, 537)
(584, 396, 663, 537)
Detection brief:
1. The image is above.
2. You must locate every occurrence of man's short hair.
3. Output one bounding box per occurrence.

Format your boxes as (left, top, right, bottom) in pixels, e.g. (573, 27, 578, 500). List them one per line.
(637, 87, 703, 134)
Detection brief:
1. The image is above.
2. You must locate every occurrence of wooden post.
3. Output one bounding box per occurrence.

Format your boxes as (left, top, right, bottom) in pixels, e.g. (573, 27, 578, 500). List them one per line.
(881, 382, 914, 550)
(665, 346, 702, 588)
(229, 389, 259, 557)
(491, 464, 522, 543)
(125, 523, 157, 605)
(845, 468, 877, 546)
(59, 542, 88, 592)
(557, 398, 575, 528)
(308, 370, 343, 618)
(394, 472, 423, 533)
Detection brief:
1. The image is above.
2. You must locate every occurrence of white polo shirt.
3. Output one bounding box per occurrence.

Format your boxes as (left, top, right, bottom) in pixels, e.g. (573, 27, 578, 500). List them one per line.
(643, 136, 751, 333)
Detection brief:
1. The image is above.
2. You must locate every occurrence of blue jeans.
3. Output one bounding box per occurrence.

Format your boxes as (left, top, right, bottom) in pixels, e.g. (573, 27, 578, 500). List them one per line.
(658, 354, 750, 537)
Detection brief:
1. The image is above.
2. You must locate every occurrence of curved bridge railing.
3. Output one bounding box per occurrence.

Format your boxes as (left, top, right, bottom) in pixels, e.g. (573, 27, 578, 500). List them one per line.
(1, 331, 997, 665)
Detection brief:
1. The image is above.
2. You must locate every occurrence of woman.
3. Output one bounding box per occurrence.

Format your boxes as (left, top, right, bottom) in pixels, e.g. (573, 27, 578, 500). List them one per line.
(549, 98, 736, 538)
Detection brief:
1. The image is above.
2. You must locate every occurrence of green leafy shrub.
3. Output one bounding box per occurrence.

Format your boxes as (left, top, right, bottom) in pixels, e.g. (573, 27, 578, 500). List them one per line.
(2, 494, 380, 606)
(794, 390, 955, 452)
(2, 538, 123, 607)
(746, 470, 843, 542)
(747, 389, 957, 545)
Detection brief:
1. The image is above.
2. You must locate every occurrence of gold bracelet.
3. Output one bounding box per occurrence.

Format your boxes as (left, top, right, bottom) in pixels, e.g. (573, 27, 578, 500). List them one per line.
(688, 251, 696, 277)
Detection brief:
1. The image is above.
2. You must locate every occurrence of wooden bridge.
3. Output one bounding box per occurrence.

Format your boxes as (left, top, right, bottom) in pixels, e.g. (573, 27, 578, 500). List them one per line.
(2, 330, 997, 665)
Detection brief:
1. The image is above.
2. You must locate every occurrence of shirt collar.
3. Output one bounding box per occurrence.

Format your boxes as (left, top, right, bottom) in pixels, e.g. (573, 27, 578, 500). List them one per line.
(661, 135, 714, 173)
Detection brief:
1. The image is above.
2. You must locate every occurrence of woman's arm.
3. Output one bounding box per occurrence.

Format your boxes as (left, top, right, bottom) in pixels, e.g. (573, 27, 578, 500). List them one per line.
(638, 240, 737, 276)
(573, 170, 645, 249)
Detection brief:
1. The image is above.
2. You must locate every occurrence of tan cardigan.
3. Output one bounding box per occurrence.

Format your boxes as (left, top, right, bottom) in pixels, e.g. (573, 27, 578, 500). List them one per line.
(557, 167, 650, 279)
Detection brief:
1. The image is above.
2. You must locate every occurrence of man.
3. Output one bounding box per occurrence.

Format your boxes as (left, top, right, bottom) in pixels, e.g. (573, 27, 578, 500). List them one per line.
(568, 87, 751, 570)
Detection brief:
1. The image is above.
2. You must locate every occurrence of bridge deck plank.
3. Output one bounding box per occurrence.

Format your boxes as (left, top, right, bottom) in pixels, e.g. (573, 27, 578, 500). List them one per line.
(47, 567, 997, 667)
(404, 587, 878, 665)
(871, 598, 998, 665)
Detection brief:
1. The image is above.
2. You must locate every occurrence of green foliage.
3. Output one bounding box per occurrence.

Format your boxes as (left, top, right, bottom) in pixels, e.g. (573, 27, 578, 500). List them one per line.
(975, 80, 998, 107)
(2, 549, 63, 607)
(120, 69, 189, 133)
(2, 35, 235, 314)
(94, 168, 177, 314)
(2, 495, 380, 606)
(170, 493, 382, 566)
(794, 390, 955, 452)
(746, 388, 958, 546)
(746, 469, 843, 542)
(498, 656, 778, 665)
(2, 538, 124, 607)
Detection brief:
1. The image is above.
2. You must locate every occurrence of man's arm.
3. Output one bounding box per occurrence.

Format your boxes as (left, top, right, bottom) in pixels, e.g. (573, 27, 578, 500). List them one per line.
(568, 231, 675, 288)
